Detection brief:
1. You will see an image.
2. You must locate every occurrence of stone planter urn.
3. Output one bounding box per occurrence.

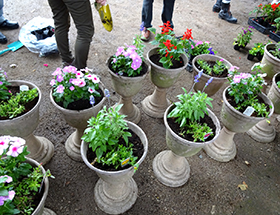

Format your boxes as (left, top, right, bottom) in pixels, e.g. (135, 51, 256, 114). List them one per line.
(152, 104, 221, 187)
(247, 72, 280, 143)
(0, 80, 54, 165)
(107, 57, 150, 124)
(192, 54, 232, 96)
(26, 157, 56, 215)
(81, 120, 148, 215)
(141, 47, 188, 118)
(50, 90, 106, 162)
(204, 86, 274, 162)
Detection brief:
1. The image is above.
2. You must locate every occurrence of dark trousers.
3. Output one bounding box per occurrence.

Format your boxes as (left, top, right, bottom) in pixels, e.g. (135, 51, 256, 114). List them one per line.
(141, 0, 176, 29)
(48, 0, 94, 69)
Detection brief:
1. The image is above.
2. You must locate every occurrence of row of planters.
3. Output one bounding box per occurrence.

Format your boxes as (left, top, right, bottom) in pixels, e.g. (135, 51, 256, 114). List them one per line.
(1, 20, 280, 214)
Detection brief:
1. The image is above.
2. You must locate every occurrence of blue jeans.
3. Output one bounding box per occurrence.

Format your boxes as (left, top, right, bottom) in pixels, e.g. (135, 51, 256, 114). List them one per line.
(142, 0, 176, 29)
(0, 0, 5, 24)
(48, 0, 94, 70)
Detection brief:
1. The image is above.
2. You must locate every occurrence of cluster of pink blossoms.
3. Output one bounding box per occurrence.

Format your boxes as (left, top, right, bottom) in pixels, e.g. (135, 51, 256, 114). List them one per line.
(113, 45, 142, 70)
(0, 136, 25, 206)
(50, 66, 100, 94)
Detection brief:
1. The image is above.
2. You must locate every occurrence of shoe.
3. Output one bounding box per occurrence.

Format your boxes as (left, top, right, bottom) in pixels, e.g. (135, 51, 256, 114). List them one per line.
(212, 0, 222, 13)
(0, 32, 7, 44)
(0, 20, 19, 30)
(62, 58, 75, 68)
(218, 3, 237, 23)
(141, 27, 150, 42)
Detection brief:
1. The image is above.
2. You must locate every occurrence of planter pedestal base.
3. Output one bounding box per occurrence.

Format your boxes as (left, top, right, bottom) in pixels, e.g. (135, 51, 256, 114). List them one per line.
(25, 134, 54, 165)
(113, 97, 141, 124)
(204, 127, 236, 162)
(43, 208, 57, 215)
(246, 119, 276, 143)
(153, 150, 190, 187)
(65, 129, 84, 162)
(142, 87, 170, 118)
(94, 177, 138, 215)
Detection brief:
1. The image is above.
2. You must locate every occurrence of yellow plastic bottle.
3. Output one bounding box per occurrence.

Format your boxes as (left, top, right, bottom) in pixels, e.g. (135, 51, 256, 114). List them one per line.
(94, 2, 113, 32)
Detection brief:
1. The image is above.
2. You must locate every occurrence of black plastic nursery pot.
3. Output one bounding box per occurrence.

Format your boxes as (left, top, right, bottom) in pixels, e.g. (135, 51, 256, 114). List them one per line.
(233, 44, 246, 51)
(269, 30, 280, 43)
(247, 52, 263, 62)
(248, 16, 275, 35)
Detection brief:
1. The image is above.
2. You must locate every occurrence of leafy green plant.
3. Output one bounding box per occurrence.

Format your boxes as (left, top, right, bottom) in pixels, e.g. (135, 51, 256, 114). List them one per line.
(277, 81, 280, 88)
(0, 69, 10, 100)
(81, 104, 139, 169)
(227, 63, 271, 117)
(0, 88, 38, 119)
(269, 42, 280, 59)
(233, 26, 254, 47)
(50, 66, 101, 108)
(190, 40, 217, 57)
(272, 17, 280, 32)
(0, 136, 54, 215)
(111, 35, 145, 77)
(249, 42, 266, 56)
(149, 21, 194, 69)
(196, 59, 228, 76)
(167, 81, 214, 142)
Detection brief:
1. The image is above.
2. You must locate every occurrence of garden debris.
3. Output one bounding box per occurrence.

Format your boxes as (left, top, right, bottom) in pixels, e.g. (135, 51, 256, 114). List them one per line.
(238, 181, 248, 190)
(9, 63, 17, 68)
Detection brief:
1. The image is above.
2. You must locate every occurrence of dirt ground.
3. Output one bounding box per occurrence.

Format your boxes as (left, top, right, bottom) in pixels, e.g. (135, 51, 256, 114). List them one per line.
(1, 0, 280, 214)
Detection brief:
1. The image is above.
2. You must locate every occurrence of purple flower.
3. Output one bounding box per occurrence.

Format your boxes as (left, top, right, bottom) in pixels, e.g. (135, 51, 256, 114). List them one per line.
(56, 85, 64, 94)
(131, 57, 142, 70)
(104, 89, 110, 98)
(0, 81, 2, 85)
(56, 74, 64, 82)
(206, 77, 214, 86)
(140, 21, 145, 31)
(89, 95, 95, 106)
(208, 47, 215, 55)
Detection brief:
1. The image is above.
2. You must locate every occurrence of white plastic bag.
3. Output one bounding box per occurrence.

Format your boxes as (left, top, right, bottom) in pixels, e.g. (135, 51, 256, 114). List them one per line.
(19, 17, 58, 57)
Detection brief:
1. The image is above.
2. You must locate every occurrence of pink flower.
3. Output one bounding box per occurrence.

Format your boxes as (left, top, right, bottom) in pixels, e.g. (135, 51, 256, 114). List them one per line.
(63, 66, 77, 74)
(76, 71, 84, 79)
(229, 66, 239, 72)
(44, 64, 48, 67)
(0, 136, 10, 155)
(115, 47, 124, 56)
(88, 87, 95, 93)
(72, 78, 86, 87)
(50, 79, 56, 86)
(6, 141, 24, 157)
(56, 85, 65, 93)
(87, 74, 100, 84)
(52, 68, 62, 76)
(69, 86, 75, 91)
(0, 190, 16, 205)
(0, 175, 13, 183)
(56, 74, 64, 82)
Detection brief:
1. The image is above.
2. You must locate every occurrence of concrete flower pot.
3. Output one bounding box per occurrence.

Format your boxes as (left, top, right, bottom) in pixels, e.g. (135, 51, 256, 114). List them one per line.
(153, 104, 221, 187)
(192, 54, 232, 96)
(0, 80, 54, 165)
(141, 47, 188, 118)
(81, 120, 148, 215)
(107, 58, 150, 124)
(204, 86, 274, 162)
(50, 89, 106, 162)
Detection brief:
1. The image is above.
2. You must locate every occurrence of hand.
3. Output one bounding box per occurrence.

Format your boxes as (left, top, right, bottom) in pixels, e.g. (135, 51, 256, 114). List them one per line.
(96, 0, 107, 6)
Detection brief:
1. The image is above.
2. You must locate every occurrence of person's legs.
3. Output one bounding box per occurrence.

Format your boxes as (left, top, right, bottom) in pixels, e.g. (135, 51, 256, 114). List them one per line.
(162, 0, 175, 29)
(0, 0, 4, 23)
(142, 0, 154, 28)
(64, 0, 94, 70)
(48, 0, 73, 66)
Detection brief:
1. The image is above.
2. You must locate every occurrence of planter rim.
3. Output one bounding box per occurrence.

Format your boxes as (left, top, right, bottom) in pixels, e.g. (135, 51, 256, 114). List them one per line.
(81, 120, 148, 174)
(49, 86, 106, 114)
(106, 56, 150, 80)
(0, 80, 41, 122)
(147, 47, 188, 71)
(192, 54, 232, 80)
(164, 104, 221, 146)
(223, 86, 274, 119)
(264, 43, 280, 63)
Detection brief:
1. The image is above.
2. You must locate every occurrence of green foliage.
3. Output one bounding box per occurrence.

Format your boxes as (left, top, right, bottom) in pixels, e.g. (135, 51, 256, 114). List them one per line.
(0, 136, 54, 215)
(249, 42, 266, 56)
(250, 3, 280, 24)
(277, 81, 280, 88)
(182, 121, 213, 142)
(0, 69, 11, 100)
(196, 59, 228, 76)
(190, 40, 217, 57)
(233, 26, 254, 47)
(82, 105, 138, 169)
(0, 88, 38, 119)
(167, 88, 214, 142)
(269, 42, 280, 59)
(272, 17, 280, 32)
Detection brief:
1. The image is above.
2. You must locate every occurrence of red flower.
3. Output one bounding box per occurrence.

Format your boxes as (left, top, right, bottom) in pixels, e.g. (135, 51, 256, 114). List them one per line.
(163, 39, 174, 51)
(258, 3, 262, 8)
(159, 21, 173, 34)
(271, 3, 278, 11)
(182, 28, 193, 40)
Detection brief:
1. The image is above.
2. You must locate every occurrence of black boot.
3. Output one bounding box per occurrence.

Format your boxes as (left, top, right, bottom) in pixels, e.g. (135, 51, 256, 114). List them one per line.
(212, 0, 222, 13)
(0, 32, 7, 44)
(219, 2, 237, 23)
